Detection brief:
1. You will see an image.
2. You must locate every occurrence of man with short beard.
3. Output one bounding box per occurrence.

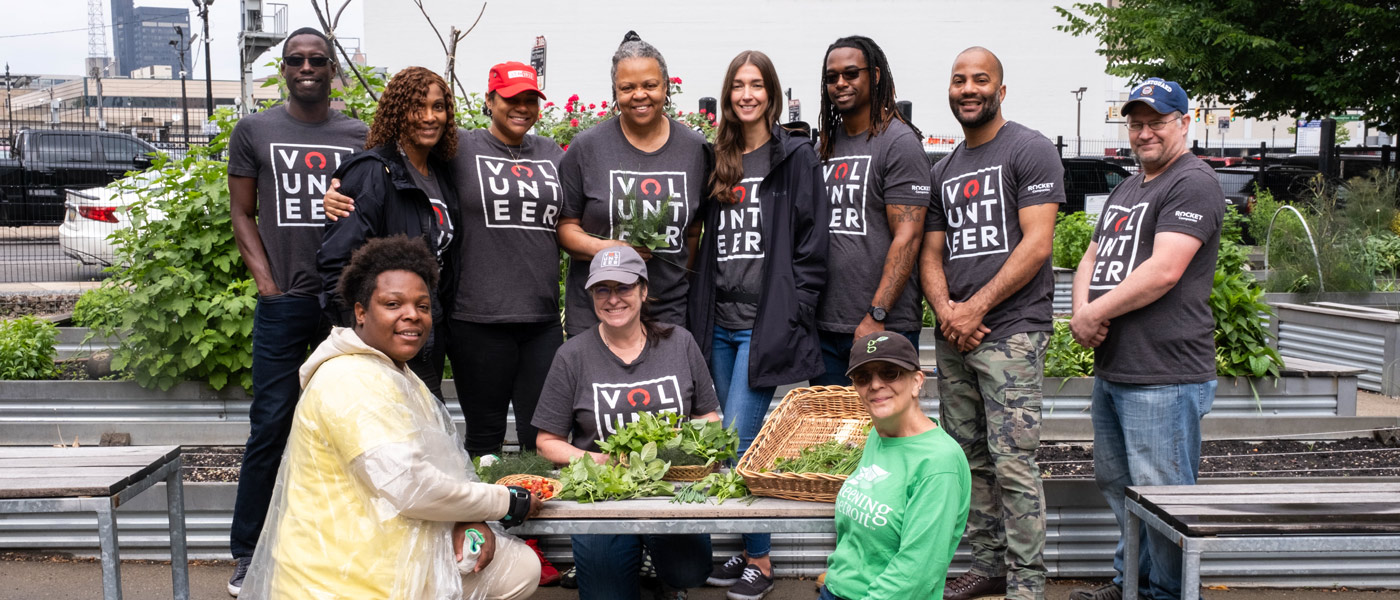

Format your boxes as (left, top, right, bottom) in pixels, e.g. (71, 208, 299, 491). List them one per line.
(226, 27, 367, 597)
(921, 46, 1063, 600)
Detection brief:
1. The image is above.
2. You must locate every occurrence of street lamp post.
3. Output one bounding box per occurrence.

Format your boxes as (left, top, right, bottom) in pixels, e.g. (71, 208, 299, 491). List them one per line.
(170, 26, 190, 142)
(194, 0, 214, 119)
(4, 64, 12, 146)
(1071, 86, 1087, 157)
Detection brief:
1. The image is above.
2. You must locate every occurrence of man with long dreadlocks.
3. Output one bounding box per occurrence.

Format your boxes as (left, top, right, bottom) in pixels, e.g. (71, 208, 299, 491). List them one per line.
(810, 35, 931, 386)
(922, 46, 1064, 600)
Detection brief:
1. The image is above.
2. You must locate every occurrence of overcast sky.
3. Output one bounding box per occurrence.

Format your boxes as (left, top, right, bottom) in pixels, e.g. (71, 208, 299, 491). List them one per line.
(0, 0, 365, 81)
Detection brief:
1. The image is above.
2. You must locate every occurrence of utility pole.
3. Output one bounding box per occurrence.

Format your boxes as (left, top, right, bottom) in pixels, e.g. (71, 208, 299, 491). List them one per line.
(4, 64, 12, 145)
(1071, 86, 1087, 157)
(195, 0, 214, 119)
(171, 25, 190, 142)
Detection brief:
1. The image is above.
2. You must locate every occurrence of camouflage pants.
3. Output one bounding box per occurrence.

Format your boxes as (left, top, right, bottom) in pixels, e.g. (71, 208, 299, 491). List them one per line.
(936, 331, 1049, 600)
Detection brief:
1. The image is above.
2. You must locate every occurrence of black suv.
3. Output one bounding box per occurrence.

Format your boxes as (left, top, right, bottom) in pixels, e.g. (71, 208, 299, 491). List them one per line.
(1214, 164, 1328, 218)
(1061, 158, 1132, 213)
(0, 129, 158, 225)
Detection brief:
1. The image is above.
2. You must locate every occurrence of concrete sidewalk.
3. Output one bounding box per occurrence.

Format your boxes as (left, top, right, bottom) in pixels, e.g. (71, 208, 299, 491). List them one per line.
(2, 557, 1398, 600)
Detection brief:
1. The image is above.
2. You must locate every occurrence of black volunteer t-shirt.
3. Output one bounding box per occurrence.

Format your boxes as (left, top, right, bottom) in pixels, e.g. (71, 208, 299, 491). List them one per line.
(531, 326, 721, 452)
(925, 121, 1065, 341)
(227, 105, 368, 298)
(818, 120, 931, 333)
(1087, 153, 1223, 384)
(559, 118, 708, 336)
(714, 145, 772, 330)
(402, 159, 455, 259)
(451, 129, 566, 323)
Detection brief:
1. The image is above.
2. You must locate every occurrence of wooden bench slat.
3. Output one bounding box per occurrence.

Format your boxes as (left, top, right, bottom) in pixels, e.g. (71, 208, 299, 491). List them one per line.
(1157, 504, 1400, 518)
(0, 456, 171, 469)
(0, 446, 179, 461)
(0, 479, 123, 499)
(1141, 492, 1400, 506)
(1130, 482, 1400, 499)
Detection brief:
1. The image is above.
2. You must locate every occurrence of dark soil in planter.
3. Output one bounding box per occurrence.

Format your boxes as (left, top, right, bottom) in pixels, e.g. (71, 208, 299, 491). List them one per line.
(180, 437, 1400, 483)
(1039, 437, 1400, 479)
(0, 293, 78, 320)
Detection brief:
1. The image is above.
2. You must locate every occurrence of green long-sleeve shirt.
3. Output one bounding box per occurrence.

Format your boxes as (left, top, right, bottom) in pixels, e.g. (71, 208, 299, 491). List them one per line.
(824, 422, 971, 600)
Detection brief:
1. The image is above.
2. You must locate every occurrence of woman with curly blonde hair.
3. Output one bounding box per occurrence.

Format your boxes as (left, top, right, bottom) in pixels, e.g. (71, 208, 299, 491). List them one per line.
(319, 66, 461, 398)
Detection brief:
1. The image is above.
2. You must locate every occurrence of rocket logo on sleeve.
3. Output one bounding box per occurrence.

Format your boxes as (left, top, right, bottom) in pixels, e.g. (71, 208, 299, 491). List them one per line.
(476, 156, 563, 231)
(823, 155, 872, 236)
(608, 171, 690, 255)
(1089, 202, 1151, 290)
(270, 143, 357, 227)
(940, 166, 1010, 259)
(715, 177, 765, 261)
(591, 376, 684, 436)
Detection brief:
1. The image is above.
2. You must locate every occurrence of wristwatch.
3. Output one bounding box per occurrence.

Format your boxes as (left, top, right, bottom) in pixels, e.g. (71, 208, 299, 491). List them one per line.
(867, 305, 888, 322)
(500, 485, 532, 528)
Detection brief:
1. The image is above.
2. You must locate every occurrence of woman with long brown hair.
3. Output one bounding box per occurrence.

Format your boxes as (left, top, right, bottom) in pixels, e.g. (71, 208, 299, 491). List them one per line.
(319, 66, 461, 399)
(688, 50, 828, 600)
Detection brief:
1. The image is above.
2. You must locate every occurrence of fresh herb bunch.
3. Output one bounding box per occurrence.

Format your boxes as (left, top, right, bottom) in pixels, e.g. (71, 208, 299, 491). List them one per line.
(771, 439, 864, 476)
(555, 442, 674, 503)
(1044, 320, 1094, 378)
(658, 446, 708, 466)
(671, 471, 752, 505)
(596, 411, 682, 458)
(676, 419, 739, 466)
(1051, 211, 1095, 269)
(473, 452, 556, 484)
(611, 192, 673, 252)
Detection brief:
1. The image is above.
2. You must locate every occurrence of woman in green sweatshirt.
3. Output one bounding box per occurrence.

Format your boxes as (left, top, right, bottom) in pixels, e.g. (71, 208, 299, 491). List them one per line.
(820, 331, 973, 600)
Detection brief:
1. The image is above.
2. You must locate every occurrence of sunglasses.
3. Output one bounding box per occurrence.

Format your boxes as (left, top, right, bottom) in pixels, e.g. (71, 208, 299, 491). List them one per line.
(591, 282, 637, 300)
(283, 56, 330, 68)
(849, 364, 906, 386)
(823, 67, 870, 85)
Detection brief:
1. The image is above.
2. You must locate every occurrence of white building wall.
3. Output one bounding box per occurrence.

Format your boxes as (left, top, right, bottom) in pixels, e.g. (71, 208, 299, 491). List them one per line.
(363, 0, 1117, 145)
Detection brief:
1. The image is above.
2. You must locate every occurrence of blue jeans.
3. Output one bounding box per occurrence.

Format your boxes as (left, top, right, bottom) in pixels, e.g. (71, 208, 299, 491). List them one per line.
(1091, 378, 1217, 600)
(710, 326, 776, 558)
(230, 294, 329, 558)
(571, 533, 712, 600)
(818, 585, 849, 600)
(811, 329, 921, 386)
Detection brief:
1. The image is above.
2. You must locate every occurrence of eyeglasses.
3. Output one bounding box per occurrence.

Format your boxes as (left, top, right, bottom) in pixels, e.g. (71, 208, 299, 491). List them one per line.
(823, 67, 870, 85)
(283, 56, 330, 68)
(591, 282, 637, 300)
(1126, 117, 1181, 132)
(849, 364, 906, 386)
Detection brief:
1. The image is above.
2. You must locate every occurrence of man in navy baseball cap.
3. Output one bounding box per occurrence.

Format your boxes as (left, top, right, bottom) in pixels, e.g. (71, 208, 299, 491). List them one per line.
(1121, 77, 1189, 116)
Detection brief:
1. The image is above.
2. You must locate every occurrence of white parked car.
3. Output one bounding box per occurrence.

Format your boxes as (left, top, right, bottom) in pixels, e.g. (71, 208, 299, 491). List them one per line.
(59, 172, 167, 266)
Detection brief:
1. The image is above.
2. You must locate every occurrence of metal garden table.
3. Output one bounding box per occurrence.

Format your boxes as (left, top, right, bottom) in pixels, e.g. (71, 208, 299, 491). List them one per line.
(513, 496, 836, 535)
(0, 445, 189, 600)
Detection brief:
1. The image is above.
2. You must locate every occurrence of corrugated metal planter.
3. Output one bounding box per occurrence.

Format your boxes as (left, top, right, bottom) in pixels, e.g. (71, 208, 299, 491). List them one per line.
(1271, 302, 1400, 395)
(1, 478, 1395, 587)
(1052, 267, 1074, 314)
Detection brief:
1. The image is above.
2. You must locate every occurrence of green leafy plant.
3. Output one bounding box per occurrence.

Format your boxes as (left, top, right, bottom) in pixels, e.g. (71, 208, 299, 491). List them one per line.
(610, 192, 673, 252)
(71, 285, 128, 331)
(534, 93, 610, 148)
(1212, 268, 1284, 379)
(596, 411, 683, 457)
(555, 442, 674, 503)
(671, 470, 751, 505)
(1363, 233, 1400, 278)
(771, 439, 864, 475)
(1052, 211, 1094, 269)
(675, 418, 739, 467)
(98, 107, 257, 391)
(473, 452, 556, 484)
(0, 316, 59, 380)
(1043, 320, 1094, 378)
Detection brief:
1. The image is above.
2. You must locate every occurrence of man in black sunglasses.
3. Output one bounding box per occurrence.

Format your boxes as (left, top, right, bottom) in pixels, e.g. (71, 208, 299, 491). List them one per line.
(922, 46, 1064, 600)
(810, 35, 930, 387)
(225, 26, 368, 597)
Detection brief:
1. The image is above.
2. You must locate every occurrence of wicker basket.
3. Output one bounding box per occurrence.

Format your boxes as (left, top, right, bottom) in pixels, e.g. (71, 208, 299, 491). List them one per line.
(494, 474, 562, 500)
(735, 385, 871, 503)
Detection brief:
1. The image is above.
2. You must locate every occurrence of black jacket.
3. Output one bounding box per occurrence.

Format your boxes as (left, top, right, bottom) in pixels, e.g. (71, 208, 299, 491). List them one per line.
(688, 125, 829, 388)
(317, 144, 461, 326)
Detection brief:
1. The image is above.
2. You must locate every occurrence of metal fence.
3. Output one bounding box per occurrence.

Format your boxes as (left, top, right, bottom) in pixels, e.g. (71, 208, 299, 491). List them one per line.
(0, 105, 211, 285)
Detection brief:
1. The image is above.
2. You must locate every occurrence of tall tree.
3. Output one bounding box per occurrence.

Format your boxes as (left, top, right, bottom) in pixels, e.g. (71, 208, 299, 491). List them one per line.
(1056, 0, 1400, 134)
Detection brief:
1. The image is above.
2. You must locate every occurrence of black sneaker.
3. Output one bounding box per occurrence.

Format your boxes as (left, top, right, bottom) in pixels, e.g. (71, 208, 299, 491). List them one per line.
(560, 565, 578, 589)
(943, 572, 1006, 600)
(1069, 582, 1123, 600)
(227, 556, 251, 597)
(706, 554, 747, 586)
(726, 565, 774, 600)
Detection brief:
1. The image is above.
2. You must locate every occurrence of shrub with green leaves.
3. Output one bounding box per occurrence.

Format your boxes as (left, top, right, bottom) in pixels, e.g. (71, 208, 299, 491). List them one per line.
(1044, 319, 1094, 378)
(1212, 268, 1283, 379)
(71, 284, 129, 331)
(0, 316, 59, 380)
(1052, 211, 1094, 269)
(99, 107, 256, 391)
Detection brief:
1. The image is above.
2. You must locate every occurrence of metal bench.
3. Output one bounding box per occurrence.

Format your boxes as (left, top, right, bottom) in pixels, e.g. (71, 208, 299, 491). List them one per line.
(1124, 482, 1400, 600)
(0, 445, 189, 600)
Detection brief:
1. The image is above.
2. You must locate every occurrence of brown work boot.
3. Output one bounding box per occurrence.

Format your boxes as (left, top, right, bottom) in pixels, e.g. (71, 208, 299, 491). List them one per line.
(944, 572, 1007, 600)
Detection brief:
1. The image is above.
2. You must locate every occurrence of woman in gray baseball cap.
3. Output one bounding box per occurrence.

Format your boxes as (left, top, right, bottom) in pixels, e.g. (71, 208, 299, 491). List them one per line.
(819, 331, 972, 600)
(532, 245, 721, 600)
